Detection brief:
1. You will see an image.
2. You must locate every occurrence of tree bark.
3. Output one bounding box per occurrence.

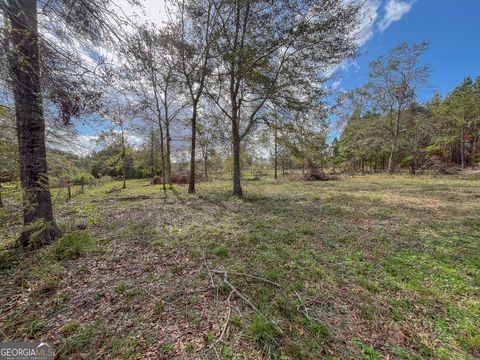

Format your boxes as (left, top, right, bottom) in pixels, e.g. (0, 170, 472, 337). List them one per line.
(151, 72, 167, 193)
(188, 104, 197, 194)
(122, 158, 126, 189)
(274, 126, 278, 180)
(203, 153, 208, 178)
(232, 133, 242, 197)
(388, 142, 397, 174)
(163, 87, 172, 185)
(388, 108, 402, 174)
(8, 0, 58, 246)
(165, 124, 172, 184)
(150, 130, 155, 177)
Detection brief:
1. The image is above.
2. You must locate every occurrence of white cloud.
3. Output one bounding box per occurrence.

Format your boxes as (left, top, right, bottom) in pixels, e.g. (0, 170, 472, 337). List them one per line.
(357, 0, 381, 45)
(379, 0, 415, 32)
(115, 0, 168, 27)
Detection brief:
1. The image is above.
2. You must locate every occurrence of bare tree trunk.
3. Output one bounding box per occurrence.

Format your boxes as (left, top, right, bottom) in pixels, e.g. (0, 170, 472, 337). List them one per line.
(164, 91, 172, 185)
(388, 110, 401, 174)
(165, 125, 172, 184)
(8, 0, 58, 246)
(67, 181, 71, 201)
(232, 133, 242, 197)
(158, 126, 166, 194)
(188, 104, 197, 194)
(388, 142, 397, 174)
(274, 126, 278, 180)
(0, 183, 3, 208)
(460, 127, 465, 169)
(122, 158, 126, 189)
(150, 129, 155, 177)
(121, 129, 126, 189)
(203, 153, 208, 178)
(151, 74, 167, 194)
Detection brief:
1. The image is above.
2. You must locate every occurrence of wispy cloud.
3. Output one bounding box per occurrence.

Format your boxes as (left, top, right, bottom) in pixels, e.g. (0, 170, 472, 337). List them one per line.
(379, 0, 415, 32)
(357, 0, 382, 45)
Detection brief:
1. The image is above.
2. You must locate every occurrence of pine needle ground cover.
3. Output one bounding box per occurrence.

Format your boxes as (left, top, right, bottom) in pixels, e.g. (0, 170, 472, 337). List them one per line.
(1, 175, 479, 359)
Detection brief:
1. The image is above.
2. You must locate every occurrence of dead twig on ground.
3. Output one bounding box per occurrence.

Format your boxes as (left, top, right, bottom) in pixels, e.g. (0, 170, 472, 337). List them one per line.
(203, 252, 216, 289)
(205, 290, 234, 353)
(211, 269, 283, 289)
(212, 270, 284, 336)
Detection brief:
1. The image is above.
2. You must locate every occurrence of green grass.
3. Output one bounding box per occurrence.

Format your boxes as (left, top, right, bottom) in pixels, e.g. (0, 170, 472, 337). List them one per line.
(0, 174, 479, 359)
(53, 230, 96, 260)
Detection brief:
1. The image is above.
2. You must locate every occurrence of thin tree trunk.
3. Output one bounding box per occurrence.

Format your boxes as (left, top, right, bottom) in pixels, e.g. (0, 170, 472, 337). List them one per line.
(164, 88, 172, 185)
(122, 158, 126, 189)
(158, 125, 166, 194)
(274, 126, 278, 180)
(203, 153, 208, 178)
(67, 181, 71, 201)
(188, 104, 197, 194)
(460, 127, 465, 169)
(151, 73, 167, 194)
(0, 183, 3, 208)
(121, 129, 126, 189)
(388, 143, 397, 174)
(9, 0, 58, 245)
(232, 133, 242, 197)
(165, 124, 172, 184)
(388, 110, 401, 174)
(150, 130, 155, 177)
(231, 94, 243, 197)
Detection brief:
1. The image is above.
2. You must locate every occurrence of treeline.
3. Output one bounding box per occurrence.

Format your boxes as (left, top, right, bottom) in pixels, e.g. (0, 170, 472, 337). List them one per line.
(334, 42, 480, 173)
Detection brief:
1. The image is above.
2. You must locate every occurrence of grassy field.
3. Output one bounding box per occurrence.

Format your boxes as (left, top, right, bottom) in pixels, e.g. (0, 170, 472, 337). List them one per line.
(1, 174, 479, 359)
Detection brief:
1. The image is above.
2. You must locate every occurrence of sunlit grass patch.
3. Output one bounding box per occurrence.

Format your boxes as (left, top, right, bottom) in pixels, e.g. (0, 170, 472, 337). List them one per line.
(1, 175, 479, 358)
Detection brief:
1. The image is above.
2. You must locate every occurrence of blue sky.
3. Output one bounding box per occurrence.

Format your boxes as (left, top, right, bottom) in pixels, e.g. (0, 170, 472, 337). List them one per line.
(338, 0, 480, 99)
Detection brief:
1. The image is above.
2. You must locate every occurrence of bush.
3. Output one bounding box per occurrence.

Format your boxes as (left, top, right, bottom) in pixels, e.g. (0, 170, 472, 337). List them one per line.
(54, 231, 95, 260)
(71, 172, 95, 186)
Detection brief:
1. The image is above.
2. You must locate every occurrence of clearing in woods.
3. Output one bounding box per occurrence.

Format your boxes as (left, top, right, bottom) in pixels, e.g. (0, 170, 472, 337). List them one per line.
(1, 175, 479, 359)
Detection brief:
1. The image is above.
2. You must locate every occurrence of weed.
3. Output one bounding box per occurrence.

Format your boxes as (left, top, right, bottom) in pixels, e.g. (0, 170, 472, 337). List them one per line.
(61, 321, 80, 335)
(159, 343, 173, 354)
(248, 315, 279, 347)
(214, 245, 228, 258)
(53, 231, 95, 260)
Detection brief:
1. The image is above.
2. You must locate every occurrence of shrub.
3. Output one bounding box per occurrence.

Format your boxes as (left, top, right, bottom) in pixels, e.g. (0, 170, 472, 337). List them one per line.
(54, 231, 95, 260)
(71, 172, 95, 186)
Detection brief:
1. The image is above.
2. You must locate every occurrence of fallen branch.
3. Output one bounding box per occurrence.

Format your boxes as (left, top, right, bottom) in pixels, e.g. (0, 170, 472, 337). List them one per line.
(213, 270, 283, 336)
(211, 269, 283, 289)
(203, 252, 216, 289)
(205, 290, 234, 353)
